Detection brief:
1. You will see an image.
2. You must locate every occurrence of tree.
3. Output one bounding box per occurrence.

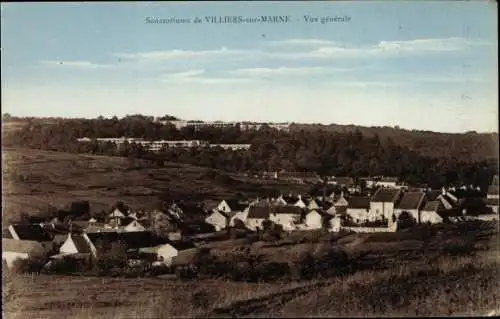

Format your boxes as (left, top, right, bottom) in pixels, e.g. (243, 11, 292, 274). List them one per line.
(150, 211, 177, 238)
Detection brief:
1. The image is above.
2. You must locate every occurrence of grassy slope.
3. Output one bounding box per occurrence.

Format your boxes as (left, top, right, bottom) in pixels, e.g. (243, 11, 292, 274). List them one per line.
(2, 147, 308, 224)
(3, 223, 499, 318)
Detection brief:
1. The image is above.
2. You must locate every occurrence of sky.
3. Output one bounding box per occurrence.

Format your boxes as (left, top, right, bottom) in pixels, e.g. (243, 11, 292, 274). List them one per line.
(1, 1, 498, 133)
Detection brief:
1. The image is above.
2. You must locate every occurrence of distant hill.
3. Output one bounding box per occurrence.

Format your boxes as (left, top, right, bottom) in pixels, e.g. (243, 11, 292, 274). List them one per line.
(291, 123, 498, 162)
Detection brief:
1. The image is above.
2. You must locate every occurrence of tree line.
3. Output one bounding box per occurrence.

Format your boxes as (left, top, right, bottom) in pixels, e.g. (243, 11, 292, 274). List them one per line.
(3, 115, 498, 190)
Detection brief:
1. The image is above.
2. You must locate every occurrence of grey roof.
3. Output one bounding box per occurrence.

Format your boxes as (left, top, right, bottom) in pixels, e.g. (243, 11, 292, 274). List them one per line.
(395, 192, 425, 210)
(87, 231, 168, 250)
(10, 224, 53, 242)
(168, 241, 197, 251)
(422, 201, 444, 212)
(247, 206, 271, 219)
(347, 197, 371, 209)
(274, 205, 303, 215)
(225, 199, 248, 212)
(69, 234, 92, 254)
(372, 188, 401, 203)
(426, 190, 442, 201)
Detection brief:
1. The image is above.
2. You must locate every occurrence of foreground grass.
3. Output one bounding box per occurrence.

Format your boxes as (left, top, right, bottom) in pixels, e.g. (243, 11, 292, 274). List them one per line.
(4, 250, 498, 319)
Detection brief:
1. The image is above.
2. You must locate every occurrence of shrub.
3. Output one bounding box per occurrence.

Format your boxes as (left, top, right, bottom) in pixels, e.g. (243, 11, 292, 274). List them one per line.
(11, 254, 47, 274)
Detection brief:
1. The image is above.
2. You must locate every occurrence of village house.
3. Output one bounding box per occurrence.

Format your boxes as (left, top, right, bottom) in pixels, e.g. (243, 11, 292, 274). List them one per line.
(370, 188, 402, 221)
(7, 224, 53, 242)
(269, 206, 303, 231)
(306, 198, 320, 211)
(393, 191, 426, 223)
(2, 239, 46, 268)
(304, 209, 323, 230)
(216, 199, 248, 216)
(58, 233, 97, 257)
(345, 196, 372, 223)
(143, 241, 198, 266)
(123, 219, 148, 232)
(229, 207, 250, 227)
(436, 188, 459, 210)
(293, 195, 307, 209)
(420, 200, 445, 224)
(246, 206, 271, 231)
(486, 175, 499, 214)
(205, 210, 230, 231)
(108, 207, 129, 227)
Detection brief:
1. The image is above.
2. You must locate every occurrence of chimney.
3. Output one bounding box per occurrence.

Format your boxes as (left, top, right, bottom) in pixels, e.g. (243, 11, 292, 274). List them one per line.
(441, 187, 446, 195)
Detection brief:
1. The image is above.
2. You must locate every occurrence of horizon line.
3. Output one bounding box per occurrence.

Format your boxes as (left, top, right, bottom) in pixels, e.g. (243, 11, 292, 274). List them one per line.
(2, 113, 498, 135)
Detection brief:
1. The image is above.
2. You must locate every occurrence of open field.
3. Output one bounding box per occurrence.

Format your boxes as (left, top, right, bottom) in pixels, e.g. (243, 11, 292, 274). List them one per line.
(2, 147, 308, 224)
(4, 222, 499, 318)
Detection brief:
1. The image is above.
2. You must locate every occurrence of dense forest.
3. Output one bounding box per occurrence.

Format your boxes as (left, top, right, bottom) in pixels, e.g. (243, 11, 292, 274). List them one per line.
(3, 115, 498, 190)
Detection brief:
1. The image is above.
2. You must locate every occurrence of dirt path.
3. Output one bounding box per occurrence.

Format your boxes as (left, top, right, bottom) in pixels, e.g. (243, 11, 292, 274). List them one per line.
(202, 281, 331, 318)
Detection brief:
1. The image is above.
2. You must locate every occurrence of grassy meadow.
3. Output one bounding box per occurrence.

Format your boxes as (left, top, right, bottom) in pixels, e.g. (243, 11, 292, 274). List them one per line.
(1, 147, 308, 225)
(3, 222, 499, 318)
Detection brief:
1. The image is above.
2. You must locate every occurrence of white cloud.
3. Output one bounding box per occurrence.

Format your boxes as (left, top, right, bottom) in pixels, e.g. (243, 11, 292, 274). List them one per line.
(266, 38, 338, 47)
(112, 37, 489, 66)
(160, 69, 252, 84)
(229, 66, 351, 77)
(114, 47, 249, 62)
(40, 60, 112, 69)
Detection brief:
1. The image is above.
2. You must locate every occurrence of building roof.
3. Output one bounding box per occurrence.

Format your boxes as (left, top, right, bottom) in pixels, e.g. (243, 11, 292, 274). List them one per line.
(225, 199, 248, 212)
(68, 234, 93, 254)
(347, 196, 371, 209)
(274, 205, 303, 215)
(168, 241, 197, 251)
(87, 231, 168, 250)
(422, 200, 444, 212)
(171, 248, 200, 266)
(9, 224, 53, 242)
(2, 238, 45, 255)
(247, 206, 271, 219)
(371, 188, 401, 203)
(202, 200, 219, 212)
(281, 195, 299, 205)
(426, 190, 442, 201)
(395, 192, 425, 210)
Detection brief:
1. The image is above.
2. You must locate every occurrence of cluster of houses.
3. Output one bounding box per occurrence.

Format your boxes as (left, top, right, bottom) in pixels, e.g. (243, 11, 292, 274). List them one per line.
(76, 137, 252, 152)
(2, 175, 498, 273)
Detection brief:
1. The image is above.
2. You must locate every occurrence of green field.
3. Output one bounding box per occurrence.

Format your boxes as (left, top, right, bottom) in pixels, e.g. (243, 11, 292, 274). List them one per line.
(2, 147, 308, 224)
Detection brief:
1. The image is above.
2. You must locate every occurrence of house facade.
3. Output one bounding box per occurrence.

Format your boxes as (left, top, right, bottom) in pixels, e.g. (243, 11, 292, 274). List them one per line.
(205, 210, 228, 231)
(304, 210, 323, 230)
(370, 188, 402, 220)
(393, 192, 426, 223)
(420, 201, 445, 224)
(59, 233, 97, 257)
(269, 206, 303, 231)
(346, 197, 371, 223)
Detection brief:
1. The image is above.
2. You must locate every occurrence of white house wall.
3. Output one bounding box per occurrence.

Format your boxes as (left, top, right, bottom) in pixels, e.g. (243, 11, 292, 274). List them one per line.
(3, 252, 29, 268)
(205, 211, 227, 231)
(305, 211, 322, 230)
(59, 237, 79, 255)
(420, 211, 443, 224)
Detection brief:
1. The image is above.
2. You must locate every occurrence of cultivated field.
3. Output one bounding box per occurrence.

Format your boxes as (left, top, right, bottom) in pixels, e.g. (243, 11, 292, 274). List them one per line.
(4, 222, 500, 318)
(2, 147, 308, 224)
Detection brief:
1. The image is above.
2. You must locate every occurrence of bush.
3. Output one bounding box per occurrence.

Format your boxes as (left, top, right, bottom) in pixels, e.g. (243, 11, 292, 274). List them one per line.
(11, 254, 47, 274)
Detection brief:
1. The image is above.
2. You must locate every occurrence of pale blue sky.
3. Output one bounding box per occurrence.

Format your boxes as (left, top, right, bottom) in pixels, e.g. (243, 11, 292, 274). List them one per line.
(1, 1, 498, 133)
